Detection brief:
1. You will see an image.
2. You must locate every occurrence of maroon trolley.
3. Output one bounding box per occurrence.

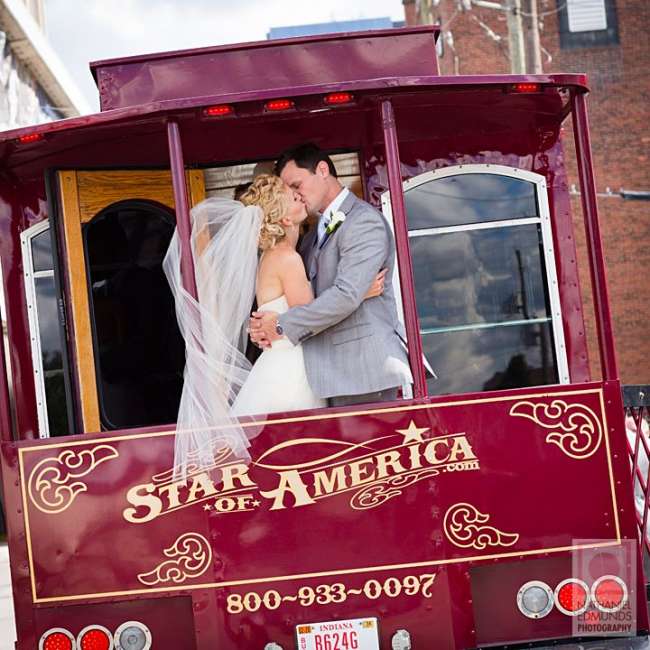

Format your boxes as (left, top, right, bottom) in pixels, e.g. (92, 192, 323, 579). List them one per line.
(0, 26, 646, 650)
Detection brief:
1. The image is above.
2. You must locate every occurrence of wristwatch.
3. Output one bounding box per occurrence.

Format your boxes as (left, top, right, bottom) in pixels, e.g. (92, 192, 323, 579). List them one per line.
(275, 320, 284, 336)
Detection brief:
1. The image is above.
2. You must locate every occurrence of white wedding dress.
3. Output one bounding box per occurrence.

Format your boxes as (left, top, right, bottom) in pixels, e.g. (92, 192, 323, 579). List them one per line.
(231, 295, 326, 417)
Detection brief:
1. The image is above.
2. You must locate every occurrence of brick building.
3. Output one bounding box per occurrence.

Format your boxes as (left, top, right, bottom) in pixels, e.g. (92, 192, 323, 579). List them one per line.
(404, 0, 649, 384)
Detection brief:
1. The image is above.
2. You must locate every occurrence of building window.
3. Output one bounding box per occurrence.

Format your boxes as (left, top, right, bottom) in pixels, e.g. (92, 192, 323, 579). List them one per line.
(21, 221, 71, 437)
(382, 165, 569, 397)
(558, 0, 619, 49)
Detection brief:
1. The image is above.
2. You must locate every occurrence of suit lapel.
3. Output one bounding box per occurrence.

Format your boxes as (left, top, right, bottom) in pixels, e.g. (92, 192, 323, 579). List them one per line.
(316, 191, 356, 253)
(310, 191, 357, 292)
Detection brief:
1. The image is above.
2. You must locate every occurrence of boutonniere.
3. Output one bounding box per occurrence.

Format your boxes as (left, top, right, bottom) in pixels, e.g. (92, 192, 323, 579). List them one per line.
(325, 211, 346, 236)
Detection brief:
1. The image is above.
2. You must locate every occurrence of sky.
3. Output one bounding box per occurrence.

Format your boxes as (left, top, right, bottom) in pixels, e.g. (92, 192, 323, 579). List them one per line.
(43, 0, 407, 112)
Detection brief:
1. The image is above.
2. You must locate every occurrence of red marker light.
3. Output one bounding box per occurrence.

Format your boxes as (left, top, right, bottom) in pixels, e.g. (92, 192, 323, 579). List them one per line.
(265, 98, 294, 112)
(40, 628, 74, 650)
(592, 575, 627, 613)
(324, 92, 354, 105)
(554, 578, 590, 616)
(77, 625, 113, 650)
(202, 104, 234, 117)
(511, 83, 542, 93)
(17, 132, 45, 144)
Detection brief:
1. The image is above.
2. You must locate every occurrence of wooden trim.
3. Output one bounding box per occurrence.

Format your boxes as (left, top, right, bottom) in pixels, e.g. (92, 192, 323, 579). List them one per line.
(58, 169, 206, 434)
(187, 169, 210, 255)
(76, 170, 177, 223)
(187, 169, 206, 205)
(57, 171, 101, 433)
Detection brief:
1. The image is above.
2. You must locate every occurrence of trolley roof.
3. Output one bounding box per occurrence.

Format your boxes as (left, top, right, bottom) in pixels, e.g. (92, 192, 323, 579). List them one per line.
(0, 26, 588, 174)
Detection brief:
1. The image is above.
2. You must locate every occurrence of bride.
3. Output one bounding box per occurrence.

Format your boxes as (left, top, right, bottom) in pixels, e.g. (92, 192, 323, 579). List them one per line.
(232, 174, 326, 416)
(164, 174, 384, 476)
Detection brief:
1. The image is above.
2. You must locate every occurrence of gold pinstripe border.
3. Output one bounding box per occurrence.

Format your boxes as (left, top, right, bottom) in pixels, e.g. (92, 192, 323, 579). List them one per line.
(32, 540, 622, 605)
(17, 386, 621, 604)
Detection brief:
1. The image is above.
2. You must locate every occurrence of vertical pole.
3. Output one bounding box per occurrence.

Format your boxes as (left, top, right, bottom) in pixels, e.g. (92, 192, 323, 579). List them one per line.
(571, 92, 618, 380)
(167, 120, 198, 300)
(381, 100, 428, 398)
(506, 0, 526, 74)
(525, 0, 543, 73)
(0, 322, 13, 442)
(0, 262, 14, 442)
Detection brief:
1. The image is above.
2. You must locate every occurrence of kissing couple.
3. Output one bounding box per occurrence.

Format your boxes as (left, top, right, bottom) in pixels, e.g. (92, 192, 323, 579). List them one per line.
(165, 143, 412, 476)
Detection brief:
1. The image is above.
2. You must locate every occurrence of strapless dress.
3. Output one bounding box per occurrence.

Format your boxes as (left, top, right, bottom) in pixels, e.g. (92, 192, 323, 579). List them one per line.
(230, 295, 326, 417)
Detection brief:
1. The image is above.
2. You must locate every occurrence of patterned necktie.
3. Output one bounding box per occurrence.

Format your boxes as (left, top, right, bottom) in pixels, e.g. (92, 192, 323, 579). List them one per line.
(317, 213, 331, 246)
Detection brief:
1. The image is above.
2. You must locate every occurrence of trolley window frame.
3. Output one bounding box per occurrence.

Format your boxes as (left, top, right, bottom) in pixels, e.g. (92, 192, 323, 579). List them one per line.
(381, 164, 570, 396)
(20, 220, 73, 438)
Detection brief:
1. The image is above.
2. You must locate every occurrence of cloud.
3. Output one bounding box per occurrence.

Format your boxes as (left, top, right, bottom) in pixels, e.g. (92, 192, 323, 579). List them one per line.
(43, 0, 405, 112)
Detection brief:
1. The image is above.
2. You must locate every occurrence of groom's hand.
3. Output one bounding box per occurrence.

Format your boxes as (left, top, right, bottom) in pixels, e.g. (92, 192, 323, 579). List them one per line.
(249, 311, 281, 348)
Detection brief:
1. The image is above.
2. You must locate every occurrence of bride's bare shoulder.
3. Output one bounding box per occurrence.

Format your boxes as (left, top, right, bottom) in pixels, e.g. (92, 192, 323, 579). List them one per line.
(262, 246, 302, 265)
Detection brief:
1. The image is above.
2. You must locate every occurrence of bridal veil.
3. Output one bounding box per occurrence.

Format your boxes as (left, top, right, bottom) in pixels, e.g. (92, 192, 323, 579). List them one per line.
(163, 198, 264, 479)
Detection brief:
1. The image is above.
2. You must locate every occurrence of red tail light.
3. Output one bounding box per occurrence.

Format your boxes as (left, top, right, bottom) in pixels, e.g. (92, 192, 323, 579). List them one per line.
(264, 98, 294, 111)
(16, 132, 45, 144)
(77, 625, 113, 650)
(510, 83, 542, 93)
(554, 578, 590, 616)
(324, 92, 354, 105)
(592, 575, 628, 613)
(39, 628, 75, 650)
(202, 104, 234, 117)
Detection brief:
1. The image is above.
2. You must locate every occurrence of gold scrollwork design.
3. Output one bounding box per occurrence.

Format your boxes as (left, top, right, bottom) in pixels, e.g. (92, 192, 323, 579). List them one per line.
(137, 532, 212, 586)
(28, 445, 119, 514)
(256, 437, 376, 471)
(350, 469, 440, 510)
(444, 502, 519, 550)
(509, 399, 603, 460)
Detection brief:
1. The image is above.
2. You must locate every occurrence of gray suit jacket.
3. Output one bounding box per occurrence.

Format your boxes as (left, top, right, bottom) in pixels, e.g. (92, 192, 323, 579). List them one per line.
(278, 192, 411, 399)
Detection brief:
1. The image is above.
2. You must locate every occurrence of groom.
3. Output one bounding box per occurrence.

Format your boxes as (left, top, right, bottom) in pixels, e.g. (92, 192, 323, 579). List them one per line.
(249, 143, 412, 406)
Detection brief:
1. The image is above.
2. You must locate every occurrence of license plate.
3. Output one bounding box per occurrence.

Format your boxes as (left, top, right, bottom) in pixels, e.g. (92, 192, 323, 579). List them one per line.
(295, 617, 379, 650)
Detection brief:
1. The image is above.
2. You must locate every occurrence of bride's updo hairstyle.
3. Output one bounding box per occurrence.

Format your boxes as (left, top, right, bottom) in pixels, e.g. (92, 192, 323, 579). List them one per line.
(239, 174, 289, 251)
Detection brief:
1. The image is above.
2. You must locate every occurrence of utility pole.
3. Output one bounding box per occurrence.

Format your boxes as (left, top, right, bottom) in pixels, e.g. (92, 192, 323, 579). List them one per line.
(436, 0, 544, 74)
(524, 0, 543, 73)
(504, 0, 526, 74)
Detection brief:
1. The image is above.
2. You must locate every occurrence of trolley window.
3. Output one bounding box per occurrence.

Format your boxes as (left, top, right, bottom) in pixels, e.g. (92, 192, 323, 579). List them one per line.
(21, 221, 71, 437)
(383, 165, 569, 396)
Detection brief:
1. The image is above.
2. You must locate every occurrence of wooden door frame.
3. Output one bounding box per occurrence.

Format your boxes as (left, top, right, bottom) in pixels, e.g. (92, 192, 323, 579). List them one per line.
(56, 169, 205, 433)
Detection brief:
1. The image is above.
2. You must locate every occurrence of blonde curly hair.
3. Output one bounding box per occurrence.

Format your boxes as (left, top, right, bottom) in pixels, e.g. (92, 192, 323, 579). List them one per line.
(239, 174, 289, 251)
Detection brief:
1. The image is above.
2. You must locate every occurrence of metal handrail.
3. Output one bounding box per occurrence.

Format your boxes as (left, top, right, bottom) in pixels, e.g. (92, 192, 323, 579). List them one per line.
(623, 385, 650, 559)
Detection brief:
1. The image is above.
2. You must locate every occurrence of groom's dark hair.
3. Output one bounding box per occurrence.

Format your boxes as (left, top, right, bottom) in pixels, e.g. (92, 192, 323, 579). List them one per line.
(275, 143, 338, 178)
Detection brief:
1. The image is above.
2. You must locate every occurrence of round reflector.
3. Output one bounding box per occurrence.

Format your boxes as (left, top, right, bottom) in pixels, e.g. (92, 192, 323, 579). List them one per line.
(592, 574, 628, 613)
(114, 621, 151, 650)
(517, 580, 554, 619)
(554, 578, 590, 616)
(39, 628, 75, 650)
(78, 625, 113, 650)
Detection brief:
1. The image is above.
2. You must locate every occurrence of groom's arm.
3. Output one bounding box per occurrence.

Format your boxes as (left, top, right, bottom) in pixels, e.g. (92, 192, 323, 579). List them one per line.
(277, 208, 388, 345)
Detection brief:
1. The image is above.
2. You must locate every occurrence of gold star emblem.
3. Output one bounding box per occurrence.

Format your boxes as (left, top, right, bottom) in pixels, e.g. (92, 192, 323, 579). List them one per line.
(396, 420, 429, 444)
